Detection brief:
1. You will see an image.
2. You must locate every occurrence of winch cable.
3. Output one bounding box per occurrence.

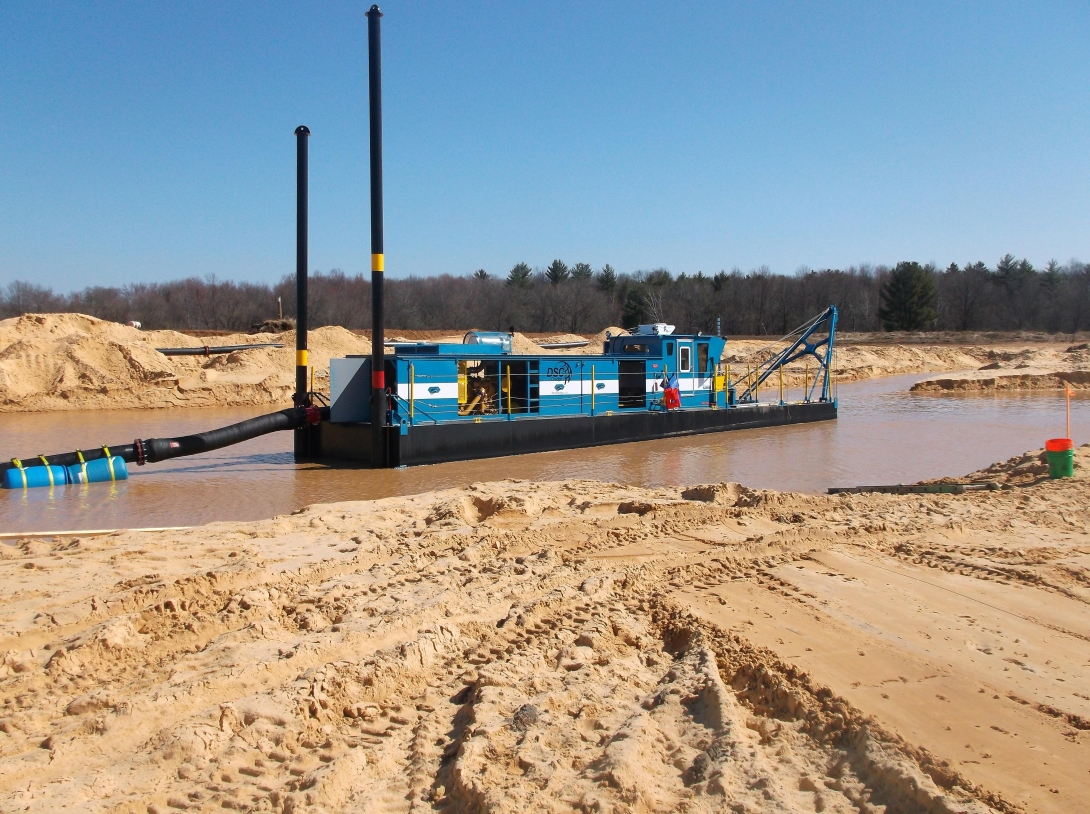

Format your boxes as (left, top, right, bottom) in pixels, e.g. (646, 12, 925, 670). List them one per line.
(728, 310, 828, 366)
(0, 405, 327, 476)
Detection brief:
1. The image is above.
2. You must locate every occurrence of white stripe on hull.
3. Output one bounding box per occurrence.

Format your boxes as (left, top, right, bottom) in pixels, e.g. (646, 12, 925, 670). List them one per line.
(398, 382, 460, 400)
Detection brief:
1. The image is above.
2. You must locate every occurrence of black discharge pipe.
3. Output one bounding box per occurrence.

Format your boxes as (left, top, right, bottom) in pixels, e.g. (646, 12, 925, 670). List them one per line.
(366, 4, 386, 468)
(0, 405, 328, 476)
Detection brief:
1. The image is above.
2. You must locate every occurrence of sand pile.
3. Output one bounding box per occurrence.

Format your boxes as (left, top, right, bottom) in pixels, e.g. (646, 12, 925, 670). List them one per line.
(510, 332, 546, 355)
(726, 339, 991, 386)
(2, 451, 1087, 811)
(532, 333, 592, 356)
(925, 443, 1090, 487)
(727, 337, 1090, 389)
(592, 326, 626, 345)
(539, 333, 586, 345)
(0, 314, 370, 412)
(911, 343, 1090, 391)
(839, 329, 1090, 345)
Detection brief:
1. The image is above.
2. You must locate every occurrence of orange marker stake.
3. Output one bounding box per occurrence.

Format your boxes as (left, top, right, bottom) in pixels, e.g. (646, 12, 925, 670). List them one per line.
(1066, 382, 1074, 440)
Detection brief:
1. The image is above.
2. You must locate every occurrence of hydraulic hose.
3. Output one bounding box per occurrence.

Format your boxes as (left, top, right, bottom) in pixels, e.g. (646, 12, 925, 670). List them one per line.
(0, 405, 327, 476)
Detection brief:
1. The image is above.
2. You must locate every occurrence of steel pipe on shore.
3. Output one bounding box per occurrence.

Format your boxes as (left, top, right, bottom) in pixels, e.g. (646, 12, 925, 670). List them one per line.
(155, 343, 284, 356)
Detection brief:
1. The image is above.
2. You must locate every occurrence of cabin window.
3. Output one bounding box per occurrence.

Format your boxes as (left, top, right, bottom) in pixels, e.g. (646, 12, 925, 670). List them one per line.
(679, 345, 692, 373)
(665, 341, 674, 356)
(697, 343, 709, 373)
(623, 342, 651, 354)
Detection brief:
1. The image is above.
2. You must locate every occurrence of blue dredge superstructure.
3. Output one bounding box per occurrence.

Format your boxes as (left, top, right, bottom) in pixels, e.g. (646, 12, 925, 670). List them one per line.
(303, 306, 839, 467)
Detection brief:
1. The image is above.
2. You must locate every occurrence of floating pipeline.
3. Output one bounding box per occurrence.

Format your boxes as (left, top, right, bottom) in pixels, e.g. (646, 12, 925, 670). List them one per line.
(3, 455, 129, 489)
(1, 405, 327, 489)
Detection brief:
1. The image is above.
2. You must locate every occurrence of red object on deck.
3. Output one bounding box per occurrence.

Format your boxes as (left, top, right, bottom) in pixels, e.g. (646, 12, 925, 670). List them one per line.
(1045, 438, 1073, 452)
(664, 388, 681, 410)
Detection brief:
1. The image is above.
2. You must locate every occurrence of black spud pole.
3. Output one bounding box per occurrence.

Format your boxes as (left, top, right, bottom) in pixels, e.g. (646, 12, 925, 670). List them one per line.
(366, 4, 386, 467)
(294, 125, 310, 407)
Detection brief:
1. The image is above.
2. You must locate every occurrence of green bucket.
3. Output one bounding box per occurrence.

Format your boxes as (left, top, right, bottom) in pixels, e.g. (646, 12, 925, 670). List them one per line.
(1046, 438, 1074, 479)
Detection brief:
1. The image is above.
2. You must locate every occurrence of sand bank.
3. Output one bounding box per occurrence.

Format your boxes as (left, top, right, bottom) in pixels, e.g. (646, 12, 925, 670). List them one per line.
(911, 344, 1090, 392)
(1, 448, 1086, 812)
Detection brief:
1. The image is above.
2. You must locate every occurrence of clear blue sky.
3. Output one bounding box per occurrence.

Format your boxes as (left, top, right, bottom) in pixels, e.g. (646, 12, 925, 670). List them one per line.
(2, 1, 1087, 291)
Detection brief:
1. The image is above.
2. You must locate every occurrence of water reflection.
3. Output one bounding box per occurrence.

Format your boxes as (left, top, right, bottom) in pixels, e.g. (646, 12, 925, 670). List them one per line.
(2, 373, 1086, 532)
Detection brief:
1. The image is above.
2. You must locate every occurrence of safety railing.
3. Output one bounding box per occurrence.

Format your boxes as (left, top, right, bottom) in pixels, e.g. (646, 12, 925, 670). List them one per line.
(391, 365, 725, 424)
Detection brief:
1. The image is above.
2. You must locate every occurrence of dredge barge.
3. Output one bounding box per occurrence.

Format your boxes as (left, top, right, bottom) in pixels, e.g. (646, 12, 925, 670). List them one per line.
(298, 307, 839, 468)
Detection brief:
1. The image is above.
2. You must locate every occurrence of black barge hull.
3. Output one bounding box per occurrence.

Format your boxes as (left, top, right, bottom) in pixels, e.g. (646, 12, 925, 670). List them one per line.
(296, 401, 836, 468)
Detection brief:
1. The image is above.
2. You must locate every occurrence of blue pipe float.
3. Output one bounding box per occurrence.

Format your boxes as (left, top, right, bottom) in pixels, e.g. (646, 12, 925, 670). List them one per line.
(1, 405, 327, 489)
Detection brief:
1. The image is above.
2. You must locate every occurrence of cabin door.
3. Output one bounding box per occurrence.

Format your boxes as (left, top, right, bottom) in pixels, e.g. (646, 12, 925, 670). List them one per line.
(618, 360, 646, 408)
(696, 342, 712, 394)
(677, 342, 694, 393)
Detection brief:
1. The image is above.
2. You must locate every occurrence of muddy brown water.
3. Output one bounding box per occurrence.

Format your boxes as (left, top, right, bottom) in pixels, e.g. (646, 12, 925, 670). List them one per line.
(2, 373, 1087, 533)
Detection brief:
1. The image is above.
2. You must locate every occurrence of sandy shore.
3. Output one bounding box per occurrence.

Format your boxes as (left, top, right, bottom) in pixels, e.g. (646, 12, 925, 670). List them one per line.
(0, 447, 1086, 812)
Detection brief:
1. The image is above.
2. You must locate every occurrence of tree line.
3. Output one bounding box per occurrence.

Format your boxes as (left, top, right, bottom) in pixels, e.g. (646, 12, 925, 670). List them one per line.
(1, 254, 1087, 335)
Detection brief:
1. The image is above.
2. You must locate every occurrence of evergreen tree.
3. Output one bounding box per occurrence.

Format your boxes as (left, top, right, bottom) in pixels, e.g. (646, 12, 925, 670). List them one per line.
(621, 286, 648, 328)
(571, 262, 593, 280)
(506, 262, 532, 288)
(878, 261, 937, 330)
(473, 268, 489, 280)
(992, 254, 1036, 328)
(1043, 259, 1062, 286)
(994, 253, 1021, 291)
(596, 264, 617, 293)
(545, 259, 569, 285)
(645, 268, 672, 286)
